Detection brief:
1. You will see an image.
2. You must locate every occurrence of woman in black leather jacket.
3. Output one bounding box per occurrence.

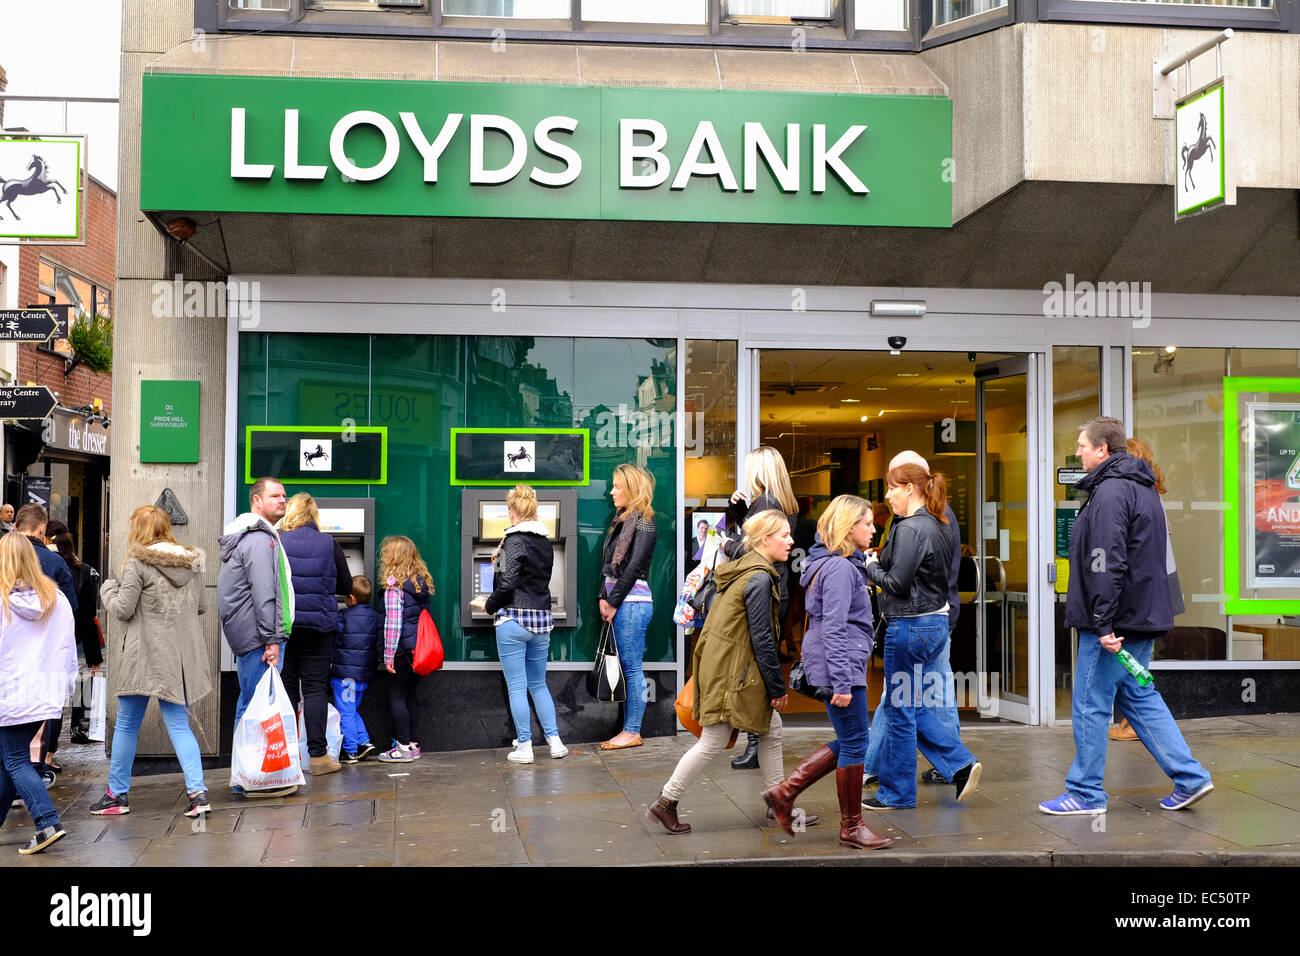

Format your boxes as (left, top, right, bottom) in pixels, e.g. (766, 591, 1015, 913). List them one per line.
(598, 464, 658, 751)
(862, 462, 981, 811)
(723, 445, 798, 770)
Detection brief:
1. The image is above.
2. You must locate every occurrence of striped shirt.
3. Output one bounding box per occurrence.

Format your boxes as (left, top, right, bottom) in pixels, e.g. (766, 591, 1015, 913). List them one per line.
(605, 576, 652, 604)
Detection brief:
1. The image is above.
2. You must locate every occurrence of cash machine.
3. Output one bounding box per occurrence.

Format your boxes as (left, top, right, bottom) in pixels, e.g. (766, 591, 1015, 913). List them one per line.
(316, 497, 376, 587)
(461, 487, 576, 625)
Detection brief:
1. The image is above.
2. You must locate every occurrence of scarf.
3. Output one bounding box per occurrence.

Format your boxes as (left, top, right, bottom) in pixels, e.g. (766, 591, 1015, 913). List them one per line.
(609, 509, 640, 572)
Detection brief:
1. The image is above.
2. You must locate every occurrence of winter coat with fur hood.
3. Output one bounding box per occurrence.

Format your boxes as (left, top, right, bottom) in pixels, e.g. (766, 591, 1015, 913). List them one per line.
(100, 542, 211, 707)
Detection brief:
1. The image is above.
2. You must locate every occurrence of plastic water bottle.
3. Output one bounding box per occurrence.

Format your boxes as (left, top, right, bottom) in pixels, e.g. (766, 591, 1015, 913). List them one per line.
(1117, 649, 1153, 687)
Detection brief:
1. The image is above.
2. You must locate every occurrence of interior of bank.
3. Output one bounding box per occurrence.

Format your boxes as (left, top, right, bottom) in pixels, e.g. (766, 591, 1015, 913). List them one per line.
(683, 342, 1300, 724)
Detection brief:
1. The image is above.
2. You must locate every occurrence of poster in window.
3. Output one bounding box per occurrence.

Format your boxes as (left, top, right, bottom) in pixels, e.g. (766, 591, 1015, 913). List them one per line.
(1247, 403, 1300, 588)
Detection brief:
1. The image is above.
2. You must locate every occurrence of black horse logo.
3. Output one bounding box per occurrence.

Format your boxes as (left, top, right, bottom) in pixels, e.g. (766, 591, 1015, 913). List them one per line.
(0, 155, 69, 220)
(506, 445, 532, 469)
(303, 444, 329, 467)
(1181, 113, 1217, 192)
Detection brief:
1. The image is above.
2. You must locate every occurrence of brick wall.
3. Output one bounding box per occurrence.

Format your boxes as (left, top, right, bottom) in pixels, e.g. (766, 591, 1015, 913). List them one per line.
(17, 176, 116, 413)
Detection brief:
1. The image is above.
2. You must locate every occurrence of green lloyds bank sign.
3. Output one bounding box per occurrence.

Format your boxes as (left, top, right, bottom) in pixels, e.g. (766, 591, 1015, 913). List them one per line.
(141, 73, 951, 227)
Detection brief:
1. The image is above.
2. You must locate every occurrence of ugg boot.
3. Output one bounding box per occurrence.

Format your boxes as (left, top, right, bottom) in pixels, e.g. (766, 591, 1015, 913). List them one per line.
(836, 766, 892, 850)
(762, 744, 837, 836)
(310, 754, 342, 776)
(647, 793, 692, 834)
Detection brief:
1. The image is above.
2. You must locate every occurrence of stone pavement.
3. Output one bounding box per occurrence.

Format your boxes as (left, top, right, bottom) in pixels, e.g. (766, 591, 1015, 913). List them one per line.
(3, 714, 1299, 867)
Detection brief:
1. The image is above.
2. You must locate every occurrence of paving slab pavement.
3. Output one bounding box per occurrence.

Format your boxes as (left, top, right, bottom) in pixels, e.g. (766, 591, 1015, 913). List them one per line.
(3, 715, 1299, 866)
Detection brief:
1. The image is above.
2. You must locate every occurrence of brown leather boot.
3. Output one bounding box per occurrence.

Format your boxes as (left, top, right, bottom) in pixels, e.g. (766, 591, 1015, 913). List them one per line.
(647, 794, 691, 834)
(765, 806, 819, 828)
(837, 766, 892, 850)
(763, 744, 837, 836)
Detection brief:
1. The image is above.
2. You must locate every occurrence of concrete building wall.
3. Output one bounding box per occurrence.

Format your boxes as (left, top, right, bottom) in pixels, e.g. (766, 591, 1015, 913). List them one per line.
(113, 4, 227, 755)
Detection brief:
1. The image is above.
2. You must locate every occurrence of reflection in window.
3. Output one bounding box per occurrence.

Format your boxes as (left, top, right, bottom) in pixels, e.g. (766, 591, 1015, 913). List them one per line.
(229, 0, 290, 9)
(239, 332, 678, 666)
(1077, 0, 1268, 5)
(933, 0, 1006, 26)
(582, 0, 708, 24)
(726, 1, 837, 21)
(858, 0, 908, 30)
(443, 0, 568, 15)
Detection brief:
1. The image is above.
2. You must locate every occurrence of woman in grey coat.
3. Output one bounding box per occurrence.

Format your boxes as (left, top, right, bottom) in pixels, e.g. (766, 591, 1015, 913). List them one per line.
(91, 506, 211, 819)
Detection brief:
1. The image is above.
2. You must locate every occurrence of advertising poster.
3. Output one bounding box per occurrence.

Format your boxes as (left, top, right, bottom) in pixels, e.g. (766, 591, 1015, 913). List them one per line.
(1248, 403, 1300, 588)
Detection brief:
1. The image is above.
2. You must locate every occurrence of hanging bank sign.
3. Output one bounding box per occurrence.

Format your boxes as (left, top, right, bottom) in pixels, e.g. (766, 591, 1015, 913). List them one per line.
(140, 73, 951, 227)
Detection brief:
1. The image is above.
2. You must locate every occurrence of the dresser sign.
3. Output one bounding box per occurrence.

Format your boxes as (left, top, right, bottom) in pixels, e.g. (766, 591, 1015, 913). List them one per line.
(141, 74, 953, 228)
(47, 411, 110, 457)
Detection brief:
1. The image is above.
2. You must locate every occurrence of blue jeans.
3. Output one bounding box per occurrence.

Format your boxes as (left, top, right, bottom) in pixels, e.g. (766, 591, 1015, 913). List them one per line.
(233, 645, 285, 728)
(863, 625, 963, 779)
(1066, 630, 1212, 809)
(108, 695, 206, 796)
(877, 613, 976, 808)
(823, 686, 871, 768)
(331, 678, 371, 754)
(611, 601, 653, 735)
(496, 620, 559, 744)
(0, 721, 60, 831)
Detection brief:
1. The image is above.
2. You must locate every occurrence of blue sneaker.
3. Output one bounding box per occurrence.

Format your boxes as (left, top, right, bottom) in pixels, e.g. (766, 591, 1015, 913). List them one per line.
(1038, 792, 1105, 815)
(1160, 782, 1214, 810)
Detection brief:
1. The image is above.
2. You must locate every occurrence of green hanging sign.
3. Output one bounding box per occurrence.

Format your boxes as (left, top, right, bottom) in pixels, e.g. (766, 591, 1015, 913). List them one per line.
(141, 73, 953, 228)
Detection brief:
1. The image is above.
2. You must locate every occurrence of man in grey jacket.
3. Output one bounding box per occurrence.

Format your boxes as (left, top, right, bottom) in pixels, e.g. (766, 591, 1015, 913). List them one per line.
(218, 477, 295, 796)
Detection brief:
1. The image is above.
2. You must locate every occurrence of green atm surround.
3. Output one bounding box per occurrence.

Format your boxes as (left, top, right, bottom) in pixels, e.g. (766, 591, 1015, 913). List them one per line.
(460, 487, 578, 628)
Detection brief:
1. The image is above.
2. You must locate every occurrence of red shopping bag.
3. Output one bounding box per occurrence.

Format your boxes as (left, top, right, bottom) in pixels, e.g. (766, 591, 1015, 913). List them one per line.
(260, 714, 292, 772)
(412, 609, 444, 675)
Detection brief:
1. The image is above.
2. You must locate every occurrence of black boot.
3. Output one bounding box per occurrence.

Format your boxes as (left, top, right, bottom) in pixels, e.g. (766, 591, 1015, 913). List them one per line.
(730, 733, 760, 770)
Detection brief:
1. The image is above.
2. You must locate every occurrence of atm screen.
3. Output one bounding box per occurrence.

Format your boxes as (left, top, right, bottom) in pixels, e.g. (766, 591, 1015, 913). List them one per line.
(476, 559, 494, 594)
(478, 502, 560, 540)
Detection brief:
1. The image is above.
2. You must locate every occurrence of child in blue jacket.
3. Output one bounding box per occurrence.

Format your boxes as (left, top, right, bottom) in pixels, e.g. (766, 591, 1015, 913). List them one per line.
(332, 575, 382, 763)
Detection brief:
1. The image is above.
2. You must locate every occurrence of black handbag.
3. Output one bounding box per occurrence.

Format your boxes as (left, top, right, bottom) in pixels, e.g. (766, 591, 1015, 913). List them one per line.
(788, 659, 833, 701)
(790, 569, 833, 701)
(586, 621, 626, 703)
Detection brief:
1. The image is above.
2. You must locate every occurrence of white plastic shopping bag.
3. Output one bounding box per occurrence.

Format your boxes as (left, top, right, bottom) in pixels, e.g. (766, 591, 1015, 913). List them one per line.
(297, 703, 343, 768)
(230, 665, 305, 791)
(87, 674, 107, 742)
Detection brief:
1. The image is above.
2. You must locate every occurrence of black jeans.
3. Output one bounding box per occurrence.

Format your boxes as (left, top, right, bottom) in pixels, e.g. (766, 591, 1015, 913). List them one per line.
(388, 651, 421, 746)
(281, 627, 334, 758)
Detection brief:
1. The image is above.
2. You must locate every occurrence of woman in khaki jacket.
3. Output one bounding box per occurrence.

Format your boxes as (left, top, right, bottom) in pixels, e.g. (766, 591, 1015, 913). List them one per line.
(648, 511, 819, 834)
(91, 506, 211, 819)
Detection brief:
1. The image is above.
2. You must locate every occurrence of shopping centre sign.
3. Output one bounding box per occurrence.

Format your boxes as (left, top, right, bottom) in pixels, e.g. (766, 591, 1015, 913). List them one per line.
(140, 73, 952, 227)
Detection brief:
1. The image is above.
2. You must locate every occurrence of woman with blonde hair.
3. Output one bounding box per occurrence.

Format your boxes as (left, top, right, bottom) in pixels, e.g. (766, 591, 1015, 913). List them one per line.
(649, 511, 819, 833)
(861, 462, 980, 811)
(0, 532, 76, 854)
(91, 506, 210, 818)
(1110, 437, 1181, 742)
(377, 535, 435, 762)
(278, 492, 353, 775)
(470, 484, 567, 763)
(598, 463, 657, 751)
(724, 445, 799, 769)
(765, 495, 890, 850)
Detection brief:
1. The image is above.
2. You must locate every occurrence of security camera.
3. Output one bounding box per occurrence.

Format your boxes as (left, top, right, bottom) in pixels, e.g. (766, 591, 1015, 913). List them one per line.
(786, 385, 798, 396)
(887, 336, 907, 352)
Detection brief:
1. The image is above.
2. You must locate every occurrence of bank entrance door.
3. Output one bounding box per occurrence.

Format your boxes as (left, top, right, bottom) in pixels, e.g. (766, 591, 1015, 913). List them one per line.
(749, 348, 1041, 725)
(974, 357, 1039, 724)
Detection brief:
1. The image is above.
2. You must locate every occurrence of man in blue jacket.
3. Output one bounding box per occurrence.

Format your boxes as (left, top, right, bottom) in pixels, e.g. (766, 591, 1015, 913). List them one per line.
(1040, 417, 1213, 815)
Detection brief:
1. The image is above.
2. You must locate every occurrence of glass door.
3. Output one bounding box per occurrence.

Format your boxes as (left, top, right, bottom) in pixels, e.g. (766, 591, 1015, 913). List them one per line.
(974, 357, 1037, 724)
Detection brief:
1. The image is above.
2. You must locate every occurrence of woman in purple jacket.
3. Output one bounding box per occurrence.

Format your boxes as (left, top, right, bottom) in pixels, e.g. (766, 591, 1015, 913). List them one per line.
(764, 495, 890, 851)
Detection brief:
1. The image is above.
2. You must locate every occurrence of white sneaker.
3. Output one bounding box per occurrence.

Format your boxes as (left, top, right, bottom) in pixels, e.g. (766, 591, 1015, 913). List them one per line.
(507, 740, 534, 764)
(547, 735, 569, 759)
